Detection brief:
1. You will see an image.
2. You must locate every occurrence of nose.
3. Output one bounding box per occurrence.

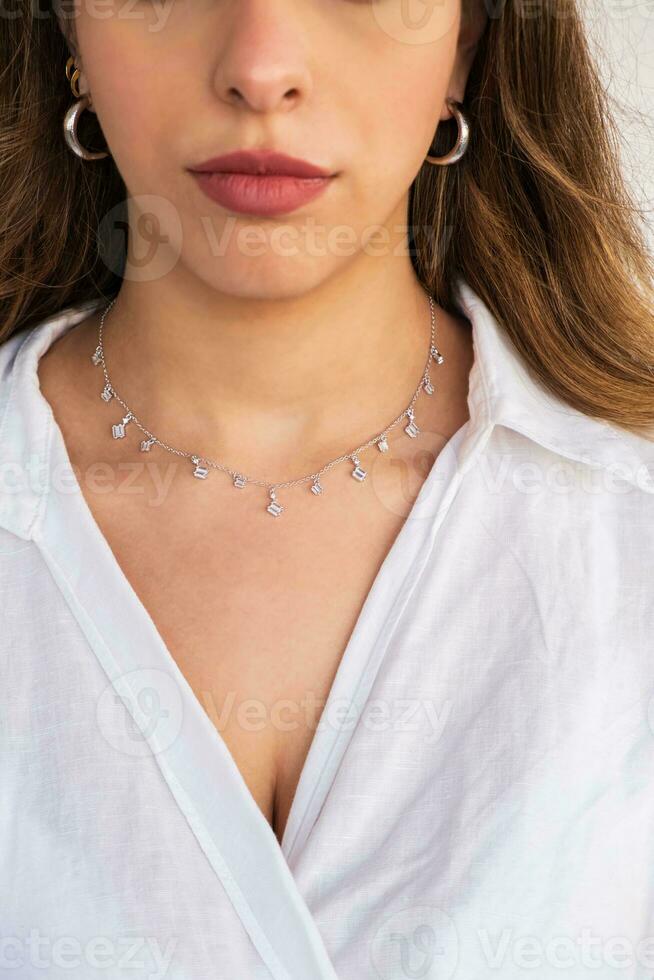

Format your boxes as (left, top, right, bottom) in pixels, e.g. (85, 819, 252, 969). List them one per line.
(213, 0, 313, 114)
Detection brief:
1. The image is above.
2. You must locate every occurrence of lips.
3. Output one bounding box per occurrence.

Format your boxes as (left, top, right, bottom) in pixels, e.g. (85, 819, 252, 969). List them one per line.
(187, 148, 336, 217)
(189, 149, 333, 179)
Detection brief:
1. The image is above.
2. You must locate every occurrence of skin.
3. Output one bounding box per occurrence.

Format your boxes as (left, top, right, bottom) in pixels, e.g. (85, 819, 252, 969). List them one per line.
(54, 0, 486, 469)
(43, 0, 488, 842)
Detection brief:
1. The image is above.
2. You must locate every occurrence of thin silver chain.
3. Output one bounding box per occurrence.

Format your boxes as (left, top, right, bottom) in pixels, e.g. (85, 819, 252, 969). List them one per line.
(91, 291, 445, 515)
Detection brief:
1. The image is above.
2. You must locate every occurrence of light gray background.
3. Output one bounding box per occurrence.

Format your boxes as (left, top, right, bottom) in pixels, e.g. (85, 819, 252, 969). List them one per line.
(584, 0, 654, 250)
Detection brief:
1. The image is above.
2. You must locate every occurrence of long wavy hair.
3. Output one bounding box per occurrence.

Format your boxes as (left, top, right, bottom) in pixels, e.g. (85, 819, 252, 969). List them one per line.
(1, 1, 653, 435)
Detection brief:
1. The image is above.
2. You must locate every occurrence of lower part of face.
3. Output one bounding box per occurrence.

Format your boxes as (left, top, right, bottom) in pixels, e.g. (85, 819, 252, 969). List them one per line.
(74, 0, 460, 299)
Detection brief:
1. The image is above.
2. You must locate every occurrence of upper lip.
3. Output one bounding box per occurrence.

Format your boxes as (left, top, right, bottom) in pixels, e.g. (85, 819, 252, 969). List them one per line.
(188, 149, 333, 178)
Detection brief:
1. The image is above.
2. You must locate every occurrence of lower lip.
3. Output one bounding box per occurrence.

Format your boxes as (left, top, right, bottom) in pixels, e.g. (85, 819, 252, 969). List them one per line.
(189, 171, 333, 217)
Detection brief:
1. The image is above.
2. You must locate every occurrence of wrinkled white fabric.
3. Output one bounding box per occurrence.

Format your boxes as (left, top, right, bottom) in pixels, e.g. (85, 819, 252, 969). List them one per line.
(1, 277, 653, 980)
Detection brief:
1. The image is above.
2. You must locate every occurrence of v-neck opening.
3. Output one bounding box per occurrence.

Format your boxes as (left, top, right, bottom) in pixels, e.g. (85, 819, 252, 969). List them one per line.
(33, 405, 340, 980)
(16, 300, 492, 978)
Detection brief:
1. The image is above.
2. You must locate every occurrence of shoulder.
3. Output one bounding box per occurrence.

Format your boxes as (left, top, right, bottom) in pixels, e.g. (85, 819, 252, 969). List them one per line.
(0, 302, 102, 541)
(453, 276, 654, 497)
(0, 325, 33, 426)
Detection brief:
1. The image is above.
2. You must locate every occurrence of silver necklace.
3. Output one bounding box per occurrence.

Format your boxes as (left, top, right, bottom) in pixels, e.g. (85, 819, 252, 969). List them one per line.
(91, 292, 445, 517)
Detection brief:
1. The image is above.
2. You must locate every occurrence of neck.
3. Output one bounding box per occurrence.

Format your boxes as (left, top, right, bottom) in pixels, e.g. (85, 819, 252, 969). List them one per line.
(102, 253, 439, 478)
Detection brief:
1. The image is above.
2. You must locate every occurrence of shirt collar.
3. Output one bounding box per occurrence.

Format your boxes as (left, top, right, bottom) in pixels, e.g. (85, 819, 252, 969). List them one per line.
(1, 280, 652, 540)
(453, 275, 654, 493)
(0, 297, 104, 540)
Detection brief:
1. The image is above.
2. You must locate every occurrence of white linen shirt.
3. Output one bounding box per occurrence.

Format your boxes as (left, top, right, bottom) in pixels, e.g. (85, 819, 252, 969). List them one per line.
(1, 277, 654, 980)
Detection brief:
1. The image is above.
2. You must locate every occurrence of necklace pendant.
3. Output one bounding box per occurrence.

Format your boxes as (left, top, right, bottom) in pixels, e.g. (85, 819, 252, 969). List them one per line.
(430, 345, 445, 365)
(112, 413, 133, 440)
(310, 479, 324, 495)
(91, 346, 102, 366)
(404, 410, 420, 439)
(267, 489, 284, 517)
(100, 383, 113, 403)
(140, 438, 156, 452)
(377, 436, 389, 453)
(190, 455, 209, 479)
(351, 456, 367, 481)
(233, 474, 247, 489)
(423, 377, 435, 395)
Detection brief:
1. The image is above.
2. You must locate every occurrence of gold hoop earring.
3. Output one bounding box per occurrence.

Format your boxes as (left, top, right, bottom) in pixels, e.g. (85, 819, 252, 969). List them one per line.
(424, 98, 470, 166)
(63, 55, 109, 161)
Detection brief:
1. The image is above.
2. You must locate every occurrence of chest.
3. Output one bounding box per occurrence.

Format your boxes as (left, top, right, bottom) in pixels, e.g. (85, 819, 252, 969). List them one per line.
(77, 459, 417, 847)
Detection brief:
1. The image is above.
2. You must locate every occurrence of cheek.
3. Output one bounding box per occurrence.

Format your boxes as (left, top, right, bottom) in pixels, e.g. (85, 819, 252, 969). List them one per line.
(351, 7, 460, 193)
(75, 24, 178, 185)
(358, 54, 452, 202)
(382, 64, 447, 149)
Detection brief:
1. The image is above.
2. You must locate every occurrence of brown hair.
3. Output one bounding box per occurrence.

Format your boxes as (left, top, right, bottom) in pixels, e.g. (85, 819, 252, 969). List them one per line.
(1, 1, 653, 435)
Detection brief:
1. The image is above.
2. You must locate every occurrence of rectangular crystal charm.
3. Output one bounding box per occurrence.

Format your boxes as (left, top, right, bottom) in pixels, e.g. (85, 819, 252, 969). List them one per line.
(233, 475, 247, 489)
(352, 466, 367, 481)
(193, 464, 209, 479)
(91, 347, 102, 366)
(405, 421, 420, 438)
(101, 385, 113, 402)
(112, 423, 126, 439)
(267, 500, 283, 516)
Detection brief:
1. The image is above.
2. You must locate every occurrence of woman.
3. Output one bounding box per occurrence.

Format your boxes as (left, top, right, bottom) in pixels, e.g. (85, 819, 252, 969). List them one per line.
(1, 0, 653, 976)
